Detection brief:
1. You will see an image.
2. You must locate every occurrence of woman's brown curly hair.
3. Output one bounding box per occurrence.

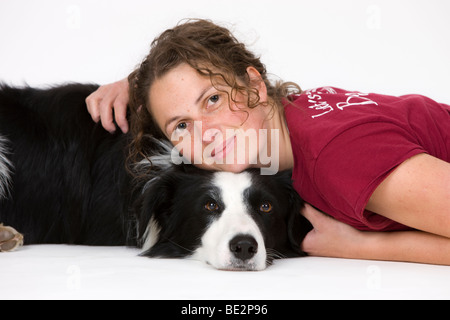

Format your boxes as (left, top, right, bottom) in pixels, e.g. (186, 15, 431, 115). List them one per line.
(127, 19, 301, 173)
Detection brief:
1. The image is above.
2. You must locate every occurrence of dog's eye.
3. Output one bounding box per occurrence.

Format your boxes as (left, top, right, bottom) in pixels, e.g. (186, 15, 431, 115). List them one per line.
(204, 201, 220, 212)
(259, 202, 273, 213)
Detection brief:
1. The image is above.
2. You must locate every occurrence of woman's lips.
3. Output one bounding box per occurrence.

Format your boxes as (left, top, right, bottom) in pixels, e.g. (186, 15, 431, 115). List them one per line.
(211, 136, 235, 160)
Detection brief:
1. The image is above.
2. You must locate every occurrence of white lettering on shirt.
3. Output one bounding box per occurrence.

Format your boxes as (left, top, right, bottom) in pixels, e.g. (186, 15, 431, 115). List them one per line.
(305, 87, 379, 119)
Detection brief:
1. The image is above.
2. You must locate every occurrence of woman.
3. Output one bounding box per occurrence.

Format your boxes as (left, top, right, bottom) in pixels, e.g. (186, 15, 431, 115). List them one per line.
(86, 19, 450, 265)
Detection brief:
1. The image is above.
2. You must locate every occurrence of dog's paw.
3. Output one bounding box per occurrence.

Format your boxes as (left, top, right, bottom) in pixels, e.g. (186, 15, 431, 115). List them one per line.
(0, 224, 24, 252)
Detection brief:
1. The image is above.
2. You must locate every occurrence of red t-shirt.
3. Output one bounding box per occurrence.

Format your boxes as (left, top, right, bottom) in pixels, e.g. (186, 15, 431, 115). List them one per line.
(284, 87, 450, 231)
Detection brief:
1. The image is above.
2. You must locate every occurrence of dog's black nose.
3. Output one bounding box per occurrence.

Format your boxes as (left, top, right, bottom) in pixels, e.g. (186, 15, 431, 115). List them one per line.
(229, 235, 258, 261)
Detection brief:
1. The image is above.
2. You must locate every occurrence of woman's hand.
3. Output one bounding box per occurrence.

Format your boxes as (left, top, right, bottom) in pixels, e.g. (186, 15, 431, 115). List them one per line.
(300, 204, 366, 259)
(86, 78, 130, 134)
(300, 203, 450, 265)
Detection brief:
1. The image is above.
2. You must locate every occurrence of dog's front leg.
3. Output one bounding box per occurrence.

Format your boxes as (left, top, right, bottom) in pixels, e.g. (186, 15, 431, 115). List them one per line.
(0, 224, 24, 252)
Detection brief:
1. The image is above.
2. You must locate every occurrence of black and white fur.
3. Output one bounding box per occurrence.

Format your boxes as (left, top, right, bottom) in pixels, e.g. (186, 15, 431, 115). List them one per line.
(0, 83, 312, 270)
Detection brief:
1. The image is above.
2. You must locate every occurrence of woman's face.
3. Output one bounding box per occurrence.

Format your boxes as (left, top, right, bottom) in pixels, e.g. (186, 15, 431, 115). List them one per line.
(148, 63, 273, 172)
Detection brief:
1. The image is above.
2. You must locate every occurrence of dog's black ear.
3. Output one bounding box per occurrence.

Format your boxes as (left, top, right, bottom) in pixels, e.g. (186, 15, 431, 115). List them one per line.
(135, 173, 175, 248)
(285, 188, 313, 256)
(287, 206, 313, 256)
(140, 240, 192, 258)
(273, 170, 313, 256)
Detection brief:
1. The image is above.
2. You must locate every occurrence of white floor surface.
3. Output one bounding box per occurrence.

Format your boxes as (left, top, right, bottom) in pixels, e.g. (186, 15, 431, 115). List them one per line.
(1, 244, 449, 300)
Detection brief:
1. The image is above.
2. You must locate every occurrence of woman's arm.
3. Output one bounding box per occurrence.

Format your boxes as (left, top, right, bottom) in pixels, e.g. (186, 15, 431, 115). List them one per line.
(301, 153, 450, 265)
(301, 204, 450, 265)
(367, 153, 450, 238)
(366, 230, 450, 265)
(85, 78, 130, 134)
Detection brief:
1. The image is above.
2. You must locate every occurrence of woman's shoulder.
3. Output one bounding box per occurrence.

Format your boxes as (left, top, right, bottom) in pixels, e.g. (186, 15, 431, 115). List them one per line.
(285, 85, 450, 162)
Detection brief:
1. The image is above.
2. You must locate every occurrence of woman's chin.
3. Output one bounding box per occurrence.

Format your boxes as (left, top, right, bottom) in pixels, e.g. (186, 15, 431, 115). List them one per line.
(197, 162, 253, 173)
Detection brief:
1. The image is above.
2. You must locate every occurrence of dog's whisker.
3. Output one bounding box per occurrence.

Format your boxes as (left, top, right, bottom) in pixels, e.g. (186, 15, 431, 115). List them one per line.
(164, 238, 196, 254)
(266, 248, 287, 260)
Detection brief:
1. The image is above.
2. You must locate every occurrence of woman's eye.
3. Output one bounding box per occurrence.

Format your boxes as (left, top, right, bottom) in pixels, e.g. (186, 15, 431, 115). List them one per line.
(206, 94, 220, 108)
(171, 122, 189, 138)
(176, 122, 187, 130)
(209, 95, 219, 103)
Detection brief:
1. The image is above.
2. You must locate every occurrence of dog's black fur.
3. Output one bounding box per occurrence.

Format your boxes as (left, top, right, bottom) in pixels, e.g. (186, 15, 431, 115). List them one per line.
(0, 83, 134, 245)
(0, 83, 312, 267)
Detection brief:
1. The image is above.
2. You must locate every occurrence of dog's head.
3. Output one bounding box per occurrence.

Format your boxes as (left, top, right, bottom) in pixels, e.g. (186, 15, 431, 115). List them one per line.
(136, 165, 312, 271)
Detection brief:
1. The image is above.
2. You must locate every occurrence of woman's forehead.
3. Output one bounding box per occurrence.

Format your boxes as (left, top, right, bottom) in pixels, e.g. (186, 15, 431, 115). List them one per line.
(149, 64, 211, 117)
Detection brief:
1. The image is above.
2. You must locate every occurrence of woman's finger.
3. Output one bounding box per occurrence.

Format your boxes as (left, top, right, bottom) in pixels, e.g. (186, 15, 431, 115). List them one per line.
(113, 94, 130, 134)
(85, 79, 130, 133)
(99, 96, 117, 133)
(85, 91, 102, 123)
(300, 203, 323, 227)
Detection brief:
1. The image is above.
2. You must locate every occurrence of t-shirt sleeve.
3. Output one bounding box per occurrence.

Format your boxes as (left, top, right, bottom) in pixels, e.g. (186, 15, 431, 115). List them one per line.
(313, 121, 425, 230)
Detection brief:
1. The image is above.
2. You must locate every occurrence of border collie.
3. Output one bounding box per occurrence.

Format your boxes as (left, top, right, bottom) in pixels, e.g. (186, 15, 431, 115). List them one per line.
(0, 83, 312, 271)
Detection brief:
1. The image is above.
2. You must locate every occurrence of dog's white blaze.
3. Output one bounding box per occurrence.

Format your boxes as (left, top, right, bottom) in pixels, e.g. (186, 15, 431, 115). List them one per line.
(0, 136, 13, 200)
(193, 172, 267, 271)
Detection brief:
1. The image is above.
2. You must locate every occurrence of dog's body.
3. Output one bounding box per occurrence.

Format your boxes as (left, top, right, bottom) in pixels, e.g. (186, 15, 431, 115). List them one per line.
(0, 83, 312, 270)
(0, 84, 132, 245)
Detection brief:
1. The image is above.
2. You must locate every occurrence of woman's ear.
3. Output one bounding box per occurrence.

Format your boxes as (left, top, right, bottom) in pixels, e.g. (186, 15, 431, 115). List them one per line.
(246, 66, 268, 102)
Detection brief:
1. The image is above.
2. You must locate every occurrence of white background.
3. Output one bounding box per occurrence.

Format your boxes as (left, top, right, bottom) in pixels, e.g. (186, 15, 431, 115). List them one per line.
(1, 0, 449, 103)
